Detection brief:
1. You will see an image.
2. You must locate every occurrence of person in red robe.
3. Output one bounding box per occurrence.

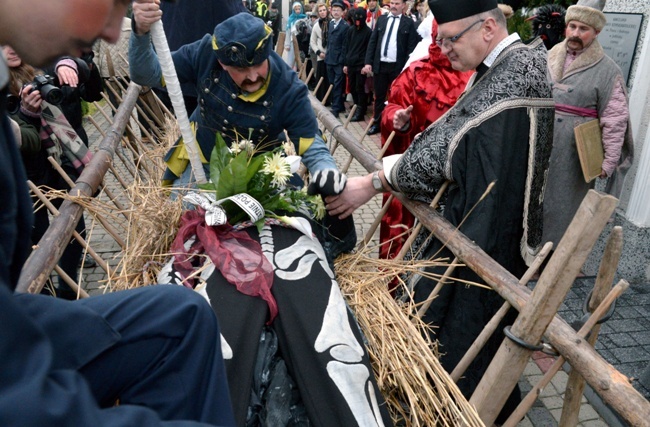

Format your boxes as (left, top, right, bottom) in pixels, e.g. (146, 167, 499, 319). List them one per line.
(378, 18, 471, 268)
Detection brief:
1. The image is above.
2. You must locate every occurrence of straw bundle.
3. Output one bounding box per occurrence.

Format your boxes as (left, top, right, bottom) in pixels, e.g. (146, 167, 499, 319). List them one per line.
(335, 247, 485, 427)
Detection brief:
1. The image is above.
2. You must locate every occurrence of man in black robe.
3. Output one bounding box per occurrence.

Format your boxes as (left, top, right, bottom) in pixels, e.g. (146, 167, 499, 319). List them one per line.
(324, 0, 555, 422)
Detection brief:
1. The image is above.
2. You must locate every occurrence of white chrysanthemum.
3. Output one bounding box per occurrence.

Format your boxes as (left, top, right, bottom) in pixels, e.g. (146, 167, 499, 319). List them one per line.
(262, 152, 292, 188)
(310, 195, 326, 220)
(230, 141, 242, 154)
(239, 139, 255, 155)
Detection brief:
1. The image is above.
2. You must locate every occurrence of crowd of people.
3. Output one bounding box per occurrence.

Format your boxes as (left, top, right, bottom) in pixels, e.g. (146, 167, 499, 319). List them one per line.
(0, 0, 635, 426)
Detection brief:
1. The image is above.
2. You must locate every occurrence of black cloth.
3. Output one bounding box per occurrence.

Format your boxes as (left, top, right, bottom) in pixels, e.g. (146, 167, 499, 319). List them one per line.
(428, 0, 497, 24)
(343, 23, 372, 68)
(199, 225, 393, 427)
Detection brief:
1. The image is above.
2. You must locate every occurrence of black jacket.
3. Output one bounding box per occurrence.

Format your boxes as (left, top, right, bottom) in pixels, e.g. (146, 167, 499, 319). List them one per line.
(344, 24, 372, 68)
(364, 14, 420, 72)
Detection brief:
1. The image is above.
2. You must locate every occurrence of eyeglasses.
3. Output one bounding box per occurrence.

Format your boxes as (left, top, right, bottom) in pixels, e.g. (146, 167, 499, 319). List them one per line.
(435, 19, 485, 49)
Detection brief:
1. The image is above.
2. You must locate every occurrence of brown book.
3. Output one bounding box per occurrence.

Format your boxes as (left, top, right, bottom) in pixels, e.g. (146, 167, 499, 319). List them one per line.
(574, 119, 604, 183)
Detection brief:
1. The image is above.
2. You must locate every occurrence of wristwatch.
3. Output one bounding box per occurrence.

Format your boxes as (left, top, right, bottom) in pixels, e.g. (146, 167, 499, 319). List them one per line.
(372, 171, 385, 192)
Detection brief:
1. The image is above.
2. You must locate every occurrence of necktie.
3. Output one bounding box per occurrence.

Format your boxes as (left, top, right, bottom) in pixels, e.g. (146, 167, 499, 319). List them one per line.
(383, 16, 397, 57)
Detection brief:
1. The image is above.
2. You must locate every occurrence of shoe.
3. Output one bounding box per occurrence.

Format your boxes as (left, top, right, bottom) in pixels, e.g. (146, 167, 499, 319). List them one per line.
(349, 111, 365, 122)
(79, 253, 97, 268)
(367, 124, 380, 135)
(330, 108, 341, 117)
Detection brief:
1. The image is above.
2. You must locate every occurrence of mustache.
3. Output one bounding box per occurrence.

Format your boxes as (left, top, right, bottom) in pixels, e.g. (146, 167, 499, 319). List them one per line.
(242, 77, 265, 86)
(567, 36, 583, 48)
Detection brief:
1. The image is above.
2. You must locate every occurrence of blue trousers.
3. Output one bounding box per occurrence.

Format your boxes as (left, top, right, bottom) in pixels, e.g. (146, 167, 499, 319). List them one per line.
(326, 63, 345, 113)
(8, 285, 235, 426)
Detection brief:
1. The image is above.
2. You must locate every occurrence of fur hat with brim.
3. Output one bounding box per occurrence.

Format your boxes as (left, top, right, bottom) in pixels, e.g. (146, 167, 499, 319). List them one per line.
(565, 0, 606, 32)
(213, 13, 273, 67)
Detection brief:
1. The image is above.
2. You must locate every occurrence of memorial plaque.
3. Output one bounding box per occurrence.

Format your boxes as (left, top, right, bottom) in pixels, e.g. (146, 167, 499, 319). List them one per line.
(599, 12, 643, 85)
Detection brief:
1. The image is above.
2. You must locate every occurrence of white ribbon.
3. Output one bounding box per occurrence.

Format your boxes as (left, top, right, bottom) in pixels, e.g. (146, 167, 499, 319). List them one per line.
(183, 192, 265, 226)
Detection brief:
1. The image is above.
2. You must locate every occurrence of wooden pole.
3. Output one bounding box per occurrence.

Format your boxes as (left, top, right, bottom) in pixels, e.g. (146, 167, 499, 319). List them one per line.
(469, 190, 618, 426)
(16, 83, 140, 294)
(416, 257, 459, 318)
(276, 32, 286, 56)
(47, 156, 130, 220)
(559, 226, 624, 427)
(502, 279, 629, 427)
(53, 265, 90, 299)
(150, 21, 207, 183)
(450, 241, 553, 382)
(27, 181, 111, 275)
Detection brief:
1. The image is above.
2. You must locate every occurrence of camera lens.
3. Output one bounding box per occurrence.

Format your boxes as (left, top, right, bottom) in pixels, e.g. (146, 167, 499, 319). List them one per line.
(43, 86, 64, 105)
(6, 94, 21, 115)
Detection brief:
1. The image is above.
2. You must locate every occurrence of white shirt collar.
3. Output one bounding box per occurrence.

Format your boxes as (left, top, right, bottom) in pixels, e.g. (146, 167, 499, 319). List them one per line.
(483, 33, 521, 67)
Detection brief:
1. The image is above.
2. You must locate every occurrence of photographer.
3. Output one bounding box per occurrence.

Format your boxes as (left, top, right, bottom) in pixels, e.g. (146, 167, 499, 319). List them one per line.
(44, 52, 103, 147)
(4, 44, 90, 300)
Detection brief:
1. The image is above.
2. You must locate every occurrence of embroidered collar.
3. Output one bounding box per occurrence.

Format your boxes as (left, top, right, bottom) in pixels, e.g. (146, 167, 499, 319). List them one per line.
(483, 33, 521, 68)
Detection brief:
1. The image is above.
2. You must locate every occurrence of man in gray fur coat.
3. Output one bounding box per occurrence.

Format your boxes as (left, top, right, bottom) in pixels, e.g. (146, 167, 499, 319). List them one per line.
(542, 0, 633, 247)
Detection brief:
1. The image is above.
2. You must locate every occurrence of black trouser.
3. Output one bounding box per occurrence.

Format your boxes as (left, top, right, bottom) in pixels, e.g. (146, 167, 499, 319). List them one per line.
(372, 61, 400, 123)
(31, 165, 85, 292)
(347, 66, 367, 115)
(315, 61, 331, 106)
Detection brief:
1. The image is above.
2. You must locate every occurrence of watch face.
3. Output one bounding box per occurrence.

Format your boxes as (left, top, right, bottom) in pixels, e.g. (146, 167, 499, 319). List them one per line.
(373, 173, 383, 191)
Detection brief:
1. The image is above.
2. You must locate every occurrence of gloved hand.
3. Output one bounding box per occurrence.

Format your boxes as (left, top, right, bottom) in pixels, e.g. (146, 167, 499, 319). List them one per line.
(307, 169, 347, 196)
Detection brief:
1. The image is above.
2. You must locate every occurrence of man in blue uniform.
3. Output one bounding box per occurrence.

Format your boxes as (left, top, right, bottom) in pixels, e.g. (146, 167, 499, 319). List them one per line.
(0, 0, 234, 426)
(129, 3, 339, 189)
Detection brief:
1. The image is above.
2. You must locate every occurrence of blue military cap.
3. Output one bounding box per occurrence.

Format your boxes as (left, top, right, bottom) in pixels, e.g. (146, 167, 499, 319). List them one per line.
(212, 12, 273, 67)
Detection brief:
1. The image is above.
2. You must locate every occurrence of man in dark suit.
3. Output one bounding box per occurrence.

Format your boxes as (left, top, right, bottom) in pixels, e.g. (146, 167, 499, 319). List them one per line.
(362, 0, 419, 134)
(325, 0, 350, 117)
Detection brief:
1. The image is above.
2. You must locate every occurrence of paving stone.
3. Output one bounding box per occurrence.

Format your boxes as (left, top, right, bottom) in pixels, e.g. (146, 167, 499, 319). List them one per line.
(518, 416, 534, 427)
(610, 346, 650, 364)
(550, 371, 569, 393)
(607, 319, 646, 333)
(607, 332, 640, 348)
(527, 407, 558, 427)
(541, 396, 564, 410)
(550, 408, 562, 422)
(578, 404, 601, 422)
(629, 330, 650, 346)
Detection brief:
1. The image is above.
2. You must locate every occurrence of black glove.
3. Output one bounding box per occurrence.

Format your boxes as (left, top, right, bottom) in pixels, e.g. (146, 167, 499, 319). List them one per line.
(307, 169, 347, 196)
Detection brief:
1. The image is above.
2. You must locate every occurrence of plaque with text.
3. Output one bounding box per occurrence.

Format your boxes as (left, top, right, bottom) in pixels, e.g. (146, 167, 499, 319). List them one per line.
(599, 12, 643, 85)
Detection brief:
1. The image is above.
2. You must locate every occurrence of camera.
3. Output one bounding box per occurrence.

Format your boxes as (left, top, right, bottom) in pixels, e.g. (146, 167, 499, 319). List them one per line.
(6, 94, 21, 115)
(25, 74, 63, 106)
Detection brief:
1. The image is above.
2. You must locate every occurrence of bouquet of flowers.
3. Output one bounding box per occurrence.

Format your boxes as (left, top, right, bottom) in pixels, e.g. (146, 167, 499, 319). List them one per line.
(185, 133, 325, 232)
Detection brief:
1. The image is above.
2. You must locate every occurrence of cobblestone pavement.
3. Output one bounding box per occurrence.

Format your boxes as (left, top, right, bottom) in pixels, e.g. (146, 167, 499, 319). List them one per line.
(73, 102, 649, 426)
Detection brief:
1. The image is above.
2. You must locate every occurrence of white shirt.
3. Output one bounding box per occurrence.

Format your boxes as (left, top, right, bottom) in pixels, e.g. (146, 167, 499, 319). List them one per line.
(380, 14, 401, 63)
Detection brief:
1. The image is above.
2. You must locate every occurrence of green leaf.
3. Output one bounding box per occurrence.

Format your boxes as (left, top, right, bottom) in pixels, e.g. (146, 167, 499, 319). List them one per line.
(254, 217, 265, 233)
(197, 182, 215, 192)
(209, 133, 233, 192)
(216, 151, 249, 198)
